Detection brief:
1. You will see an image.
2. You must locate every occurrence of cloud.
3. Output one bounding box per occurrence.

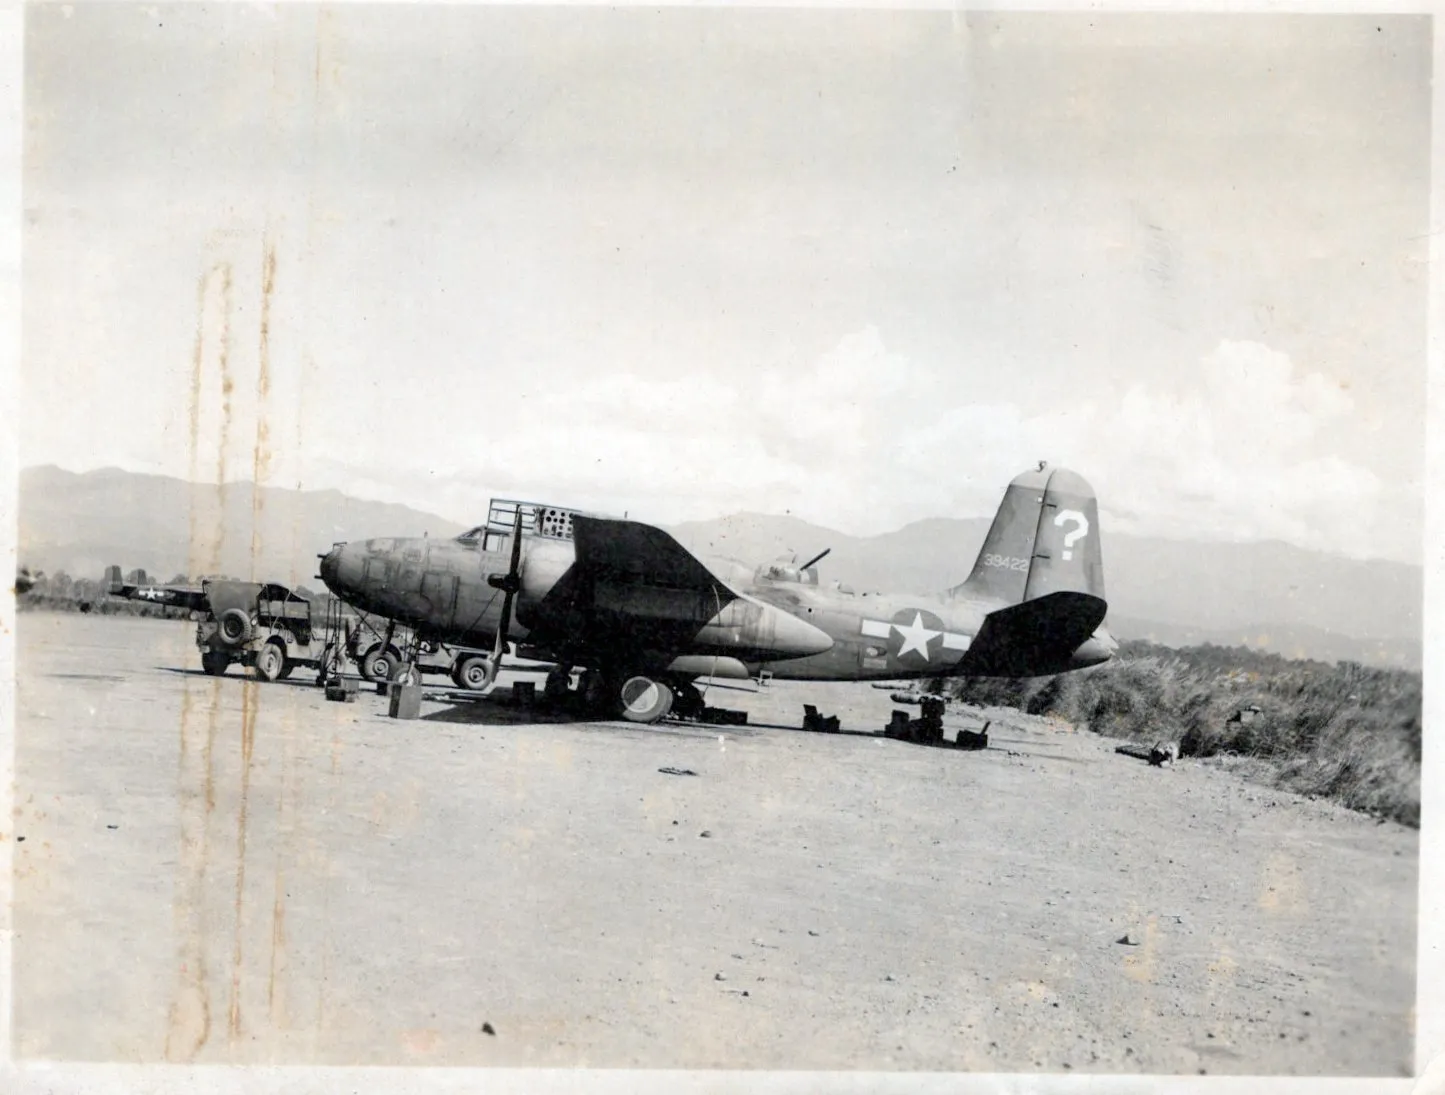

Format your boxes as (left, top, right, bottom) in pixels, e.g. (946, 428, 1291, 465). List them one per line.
(1014, 340, 1400, 558)
(325, 330, 1409, 562)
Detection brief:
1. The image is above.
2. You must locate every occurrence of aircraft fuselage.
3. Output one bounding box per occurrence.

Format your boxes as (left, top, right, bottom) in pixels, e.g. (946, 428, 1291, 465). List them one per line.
(319, 533, 1114, 682)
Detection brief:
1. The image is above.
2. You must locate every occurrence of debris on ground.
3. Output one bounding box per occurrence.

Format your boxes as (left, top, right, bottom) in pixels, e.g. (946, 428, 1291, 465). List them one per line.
(699, 830, 712, 838)
(884, 697, 964, 746)
(658, 767, 698, 777)
(701, 707, 748, 726)
(1116, 933, 1140, 946)
(1115, 741, 1180, 767)
(802, 704, 841, 733)
(955, 725, 990, 751)
(481, 1021, 495, 1035)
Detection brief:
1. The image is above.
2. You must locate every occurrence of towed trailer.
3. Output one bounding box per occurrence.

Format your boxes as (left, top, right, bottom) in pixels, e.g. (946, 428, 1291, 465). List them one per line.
(333, 606, 501, 687)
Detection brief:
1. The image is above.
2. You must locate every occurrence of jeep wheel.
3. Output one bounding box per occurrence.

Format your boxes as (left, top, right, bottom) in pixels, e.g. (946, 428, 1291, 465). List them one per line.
(201, 651, 231, 677)
(254, 639, 288, 683)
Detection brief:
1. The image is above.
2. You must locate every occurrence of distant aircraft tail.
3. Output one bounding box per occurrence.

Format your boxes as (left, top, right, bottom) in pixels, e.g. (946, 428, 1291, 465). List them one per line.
(946, 464, 1111, 675)
(104, 566, 151, 595)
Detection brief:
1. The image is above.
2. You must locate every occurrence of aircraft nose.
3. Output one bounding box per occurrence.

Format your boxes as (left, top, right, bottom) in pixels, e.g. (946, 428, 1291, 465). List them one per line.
(317, 541, 362, 597)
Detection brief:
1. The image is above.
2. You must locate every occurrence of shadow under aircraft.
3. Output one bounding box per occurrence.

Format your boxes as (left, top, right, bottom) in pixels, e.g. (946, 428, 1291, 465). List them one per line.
(318, 463, 1117, 724)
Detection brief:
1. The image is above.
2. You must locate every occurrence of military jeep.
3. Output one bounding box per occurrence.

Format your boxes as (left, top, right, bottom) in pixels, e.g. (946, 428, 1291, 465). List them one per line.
(197, 580, 322, 682)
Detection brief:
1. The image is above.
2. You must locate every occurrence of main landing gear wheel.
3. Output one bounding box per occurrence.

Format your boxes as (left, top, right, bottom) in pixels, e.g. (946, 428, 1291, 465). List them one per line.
(619, 675, 674, 724)
(455, 655, 497, 691)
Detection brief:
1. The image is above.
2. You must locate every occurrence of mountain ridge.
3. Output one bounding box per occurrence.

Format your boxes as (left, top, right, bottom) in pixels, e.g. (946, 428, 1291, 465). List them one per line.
(18, 465, 1421, 669)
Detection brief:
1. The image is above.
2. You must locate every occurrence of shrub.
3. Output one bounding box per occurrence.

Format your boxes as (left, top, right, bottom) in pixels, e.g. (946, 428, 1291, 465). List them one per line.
(948, 639, 1422, 827)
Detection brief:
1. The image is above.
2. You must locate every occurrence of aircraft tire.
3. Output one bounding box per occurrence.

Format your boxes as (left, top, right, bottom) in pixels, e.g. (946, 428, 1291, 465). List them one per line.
(456, 655, 496, 691)
(201, 650, 231, 676)
(218, 608, 253, 647)
(254, 639, 288, 682)
(619, 675, 674, 724)
(362, 647, 399, 684)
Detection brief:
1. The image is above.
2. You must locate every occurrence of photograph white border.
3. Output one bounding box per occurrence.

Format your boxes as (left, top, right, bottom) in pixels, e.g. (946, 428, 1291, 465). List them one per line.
(0, 2, 1437, 1093)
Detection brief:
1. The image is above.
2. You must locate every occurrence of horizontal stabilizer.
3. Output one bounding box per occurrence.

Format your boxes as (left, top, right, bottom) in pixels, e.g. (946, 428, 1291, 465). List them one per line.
(959, 591, 1108, 677)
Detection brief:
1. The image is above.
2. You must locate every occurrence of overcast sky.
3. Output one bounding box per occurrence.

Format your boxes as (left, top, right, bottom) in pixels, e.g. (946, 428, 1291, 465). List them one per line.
(21, 7, 1432, 563)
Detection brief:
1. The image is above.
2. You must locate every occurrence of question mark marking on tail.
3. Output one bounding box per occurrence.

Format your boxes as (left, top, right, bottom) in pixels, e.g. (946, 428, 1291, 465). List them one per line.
(1054, 510, 1089, 561)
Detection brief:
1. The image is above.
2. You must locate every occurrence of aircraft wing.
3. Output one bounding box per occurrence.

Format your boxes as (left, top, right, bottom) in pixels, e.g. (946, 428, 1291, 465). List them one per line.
(570, 516, 740, 598)
(524, 515, 745, 662)
(103, 565, 210, 611)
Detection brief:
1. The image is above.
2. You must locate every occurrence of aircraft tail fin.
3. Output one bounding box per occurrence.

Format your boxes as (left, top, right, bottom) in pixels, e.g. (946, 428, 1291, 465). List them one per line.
(103, 565, 124, 594)
(949, 464, 1105, 607)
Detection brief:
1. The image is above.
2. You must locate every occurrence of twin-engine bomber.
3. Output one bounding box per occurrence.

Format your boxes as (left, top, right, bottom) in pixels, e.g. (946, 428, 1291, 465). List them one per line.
(317, 464, 1117, 723)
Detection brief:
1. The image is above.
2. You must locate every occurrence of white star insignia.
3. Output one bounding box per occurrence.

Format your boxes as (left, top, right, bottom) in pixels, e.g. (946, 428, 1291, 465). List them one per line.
(893, 611, 942, 660)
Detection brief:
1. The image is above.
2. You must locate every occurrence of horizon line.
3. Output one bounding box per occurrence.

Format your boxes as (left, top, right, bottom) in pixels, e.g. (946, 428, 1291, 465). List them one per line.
(19, 460, 1422, 569)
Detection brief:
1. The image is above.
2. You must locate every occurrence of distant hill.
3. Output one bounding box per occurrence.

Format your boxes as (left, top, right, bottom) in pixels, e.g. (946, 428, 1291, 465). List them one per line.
(670, 513, 1421, 670)
(17, 465, 466, 589)
(18, 466, 1421, 669)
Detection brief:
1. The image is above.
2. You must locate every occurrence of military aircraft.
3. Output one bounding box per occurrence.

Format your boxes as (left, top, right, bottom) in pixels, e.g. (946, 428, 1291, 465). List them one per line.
(317, 463, 1116, 724)
(103, 566, 211, 611)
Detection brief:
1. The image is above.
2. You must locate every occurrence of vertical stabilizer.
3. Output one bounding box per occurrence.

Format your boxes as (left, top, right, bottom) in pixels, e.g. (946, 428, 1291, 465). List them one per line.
(950, 464, 1105, 605)
(1025, 467, 1105, 603)
(948, 465, 1052, 603)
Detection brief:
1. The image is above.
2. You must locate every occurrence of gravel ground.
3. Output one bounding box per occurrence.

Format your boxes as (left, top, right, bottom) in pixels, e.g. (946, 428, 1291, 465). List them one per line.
(12, 612, 1417, 1076)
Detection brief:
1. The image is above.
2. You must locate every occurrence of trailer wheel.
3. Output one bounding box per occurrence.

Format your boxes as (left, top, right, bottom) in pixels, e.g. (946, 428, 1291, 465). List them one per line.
(217, 608, 253, 646)
(361, 645, 399, 683)
(456, 655, 496, 691)
(254, 639, 288, 683)
(201, 651, 231, 676)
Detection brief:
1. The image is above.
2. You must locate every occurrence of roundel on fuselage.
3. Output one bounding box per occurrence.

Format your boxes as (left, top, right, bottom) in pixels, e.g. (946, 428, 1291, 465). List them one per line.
(887, 607, 947, 667)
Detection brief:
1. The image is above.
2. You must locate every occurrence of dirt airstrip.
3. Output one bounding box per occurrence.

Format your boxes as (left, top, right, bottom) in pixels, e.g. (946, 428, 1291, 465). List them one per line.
(12, 613, 1417, 1075)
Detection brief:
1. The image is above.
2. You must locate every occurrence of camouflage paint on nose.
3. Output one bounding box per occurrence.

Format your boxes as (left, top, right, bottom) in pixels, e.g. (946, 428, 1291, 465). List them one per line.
(318, 544, 343, 589)
(319, 541, 371, 606)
